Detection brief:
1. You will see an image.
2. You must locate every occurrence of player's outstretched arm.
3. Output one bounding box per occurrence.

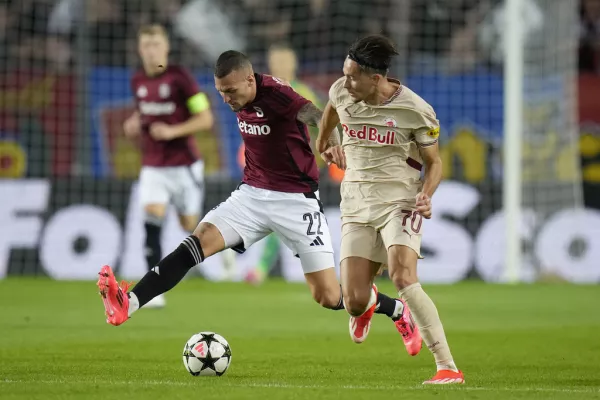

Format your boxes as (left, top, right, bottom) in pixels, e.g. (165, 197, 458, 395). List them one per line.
(169, 108, 214, 138)
(416, 143, 443, 218)
(296, 102, 324, 128)
(149, 109, 214, 141)
(315, 101, 341, 153)
(123, 111, 141, 139)
(149, 93, 214, 141)
(313, 101, 345, 169)
(297, 102, 341, 148)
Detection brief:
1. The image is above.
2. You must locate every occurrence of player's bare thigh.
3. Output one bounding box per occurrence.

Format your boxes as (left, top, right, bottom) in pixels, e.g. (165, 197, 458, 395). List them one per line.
(191, 222, 226, 259)
(145, 203, 168, 219)
(339, 223, 386, 315)
(387, 245, 419, 290)
(340, 257, 381, 316)
(379, 209, 423, 290)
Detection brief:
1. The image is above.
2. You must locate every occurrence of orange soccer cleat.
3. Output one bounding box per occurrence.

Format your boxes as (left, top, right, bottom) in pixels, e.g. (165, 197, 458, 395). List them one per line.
(97, 265, 131, 326)
(423, 369, 465, 385)
(349, 285, 378, 344)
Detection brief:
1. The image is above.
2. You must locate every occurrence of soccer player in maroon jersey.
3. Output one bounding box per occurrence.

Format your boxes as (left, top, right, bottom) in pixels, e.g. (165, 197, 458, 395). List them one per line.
(121, 24, 235, 308)
(98, 50, 414, 337)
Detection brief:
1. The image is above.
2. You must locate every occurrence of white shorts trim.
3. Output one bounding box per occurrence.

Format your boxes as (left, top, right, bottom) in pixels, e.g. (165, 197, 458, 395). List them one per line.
(204, 215, 244, 250)
(202, 184, 334, 274)
(299, 252, 335, 275)
(139, 160, 204, 216)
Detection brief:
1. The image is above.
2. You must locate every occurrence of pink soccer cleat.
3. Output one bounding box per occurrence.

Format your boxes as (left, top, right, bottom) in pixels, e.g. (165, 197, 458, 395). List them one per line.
(244, 268, 267, 286)
(394, 299, 423, 356)
(423, 370, 465, 385)
(97, 265, 131, 326)
(349, 285, 378, 344)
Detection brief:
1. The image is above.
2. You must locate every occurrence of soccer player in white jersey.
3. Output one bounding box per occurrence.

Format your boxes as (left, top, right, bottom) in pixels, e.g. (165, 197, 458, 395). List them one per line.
(97, 50, 417, 342)
(317, 35, 464, 384)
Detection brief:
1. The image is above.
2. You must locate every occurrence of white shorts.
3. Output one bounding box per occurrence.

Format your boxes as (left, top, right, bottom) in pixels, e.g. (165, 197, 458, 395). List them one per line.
(202, 184, 334, 274)
(139, 160, 204, 216)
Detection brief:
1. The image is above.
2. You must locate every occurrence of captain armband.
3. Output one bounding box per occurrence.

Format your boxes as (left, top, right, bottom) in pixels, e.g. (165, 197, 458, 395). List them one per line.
(187, 93, 210, 114)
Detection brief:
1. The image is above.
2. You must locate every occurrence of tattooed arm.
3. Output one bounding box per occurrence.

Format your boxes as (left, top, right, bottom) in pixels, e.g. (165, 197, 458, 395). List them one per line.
(298, 102, 346, 170)
(297, 102, 341, 148)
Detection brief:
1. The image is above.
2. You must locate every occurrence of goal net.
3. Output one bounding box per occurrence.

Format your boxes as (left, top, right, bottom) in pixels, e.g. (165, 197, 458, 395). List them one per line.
(0, 0, 589, 283)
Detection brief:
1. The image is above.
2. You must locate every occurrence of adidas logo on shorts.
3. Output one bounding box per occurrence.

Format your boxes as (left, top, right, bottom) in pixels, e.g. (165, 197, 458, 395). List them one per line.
(309, 236, 325, 247)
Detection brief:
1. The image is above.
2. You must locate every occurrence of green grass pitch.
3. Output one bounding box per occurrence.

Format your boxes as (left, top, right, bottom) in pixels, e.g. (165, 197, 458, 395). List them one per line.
(1, 278, 599, 399)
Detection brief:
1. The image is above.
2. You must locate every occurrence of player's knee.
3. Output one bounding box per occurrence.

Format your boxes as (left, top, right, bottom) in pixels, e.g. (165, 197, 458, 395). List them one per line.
(191, 222, 225, 259)
(388, 260, 418, 289)
(342, 286, 371, 316)
(388, 246, 419, 289)
(311, 285, 341, 309)
(390, 274, 417, 290)
(144, 204, 167, 219)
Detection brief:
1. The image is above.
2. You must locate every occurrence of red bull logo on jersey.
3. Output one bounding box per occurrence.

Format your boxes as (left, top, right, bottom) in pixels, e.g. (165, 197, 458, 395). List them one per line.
(383, 117, 398, 128)
(237, 118, 271, 135)
(342, 124, 395, 145)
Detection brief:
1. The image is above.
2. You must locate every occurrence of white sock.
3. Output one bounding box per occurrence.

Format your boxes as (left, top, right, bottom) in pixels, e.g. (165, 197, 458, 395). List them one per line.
(436, 360, 458, 372)
(366, 287, 377, 311)
(128, 292, 140, 317)
(399, 283, 458, 373)
(392, 300, 405, 320)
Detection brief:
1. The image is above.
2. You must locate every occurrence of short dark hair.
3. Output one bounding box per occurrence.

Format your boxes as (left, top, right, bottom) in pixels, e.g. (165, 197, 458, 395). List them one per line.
(347, 34, 399, 76)
(214, 50, 252, 78)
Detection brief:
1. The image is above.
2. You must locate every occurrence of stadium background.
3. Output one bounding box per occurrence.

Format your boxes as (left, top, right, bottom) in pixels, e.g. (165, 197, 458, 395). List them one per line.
(1, 0, 600, 283)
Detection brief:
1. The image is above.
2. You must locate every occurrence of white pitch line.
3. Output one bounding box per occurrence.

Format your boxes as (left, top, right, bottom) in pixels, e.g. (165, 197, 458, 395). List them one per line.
(1, 378, 599, 395)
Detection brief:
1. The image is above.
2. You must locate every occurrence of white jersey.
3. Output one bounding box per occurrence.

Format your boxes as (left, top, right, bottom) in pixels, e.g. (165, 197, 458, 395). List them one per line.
(329, 77, 440, 223)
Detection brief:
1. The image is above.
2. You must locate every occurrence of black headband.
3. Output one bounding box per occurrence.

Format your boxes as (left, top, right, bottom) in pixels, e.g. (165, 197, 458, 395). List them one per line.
(348, 50, 388, 72)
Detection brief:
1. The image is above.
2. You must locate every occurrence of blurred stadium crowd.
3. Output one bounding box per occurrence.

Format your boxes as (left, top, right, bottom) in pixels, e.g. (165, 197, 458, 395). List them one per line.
(0, 0, 598, 74)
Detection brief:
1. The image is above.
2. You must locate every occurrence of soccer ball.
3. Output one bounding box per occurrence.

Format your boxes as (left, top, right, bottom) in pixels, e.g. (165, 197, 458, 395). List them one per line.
(182, 332, 232, 376)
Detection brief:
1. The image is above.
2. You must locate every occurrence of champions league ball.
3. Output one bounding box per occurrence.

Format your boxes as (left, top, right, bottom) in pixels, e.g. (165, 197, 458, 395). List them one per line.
(182, 332, 232, 376)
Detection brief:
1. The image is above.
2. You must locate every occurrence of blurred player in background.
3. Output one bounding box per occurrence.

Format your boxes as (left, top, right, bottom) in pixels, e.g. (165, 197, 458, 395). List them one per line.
(317, 35, 464, 384)
(243, 43, 324, 285)
(122, 24, 236, 308)
(99, 51, 417, 346)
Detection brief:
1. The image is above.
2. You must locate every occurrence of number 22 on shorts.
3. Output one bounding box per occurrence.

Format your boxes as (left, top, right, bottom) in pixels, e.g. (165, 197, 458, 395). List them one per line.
(303, 212, 323, 236)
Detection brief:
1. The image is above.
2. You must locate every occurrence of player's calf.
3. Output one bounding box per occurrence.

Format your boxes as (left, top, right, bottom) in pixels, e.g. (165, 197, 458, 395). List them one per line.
(389, 245, 459, 372)
(311, 283, 344, 310)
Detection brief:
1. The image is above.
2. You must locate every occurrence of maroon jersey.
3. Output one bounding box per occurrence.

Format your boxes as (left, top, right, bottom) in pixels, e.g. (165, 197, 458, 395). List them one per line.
(131, 65, 201, 167)
(237, 74, 319, 193)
